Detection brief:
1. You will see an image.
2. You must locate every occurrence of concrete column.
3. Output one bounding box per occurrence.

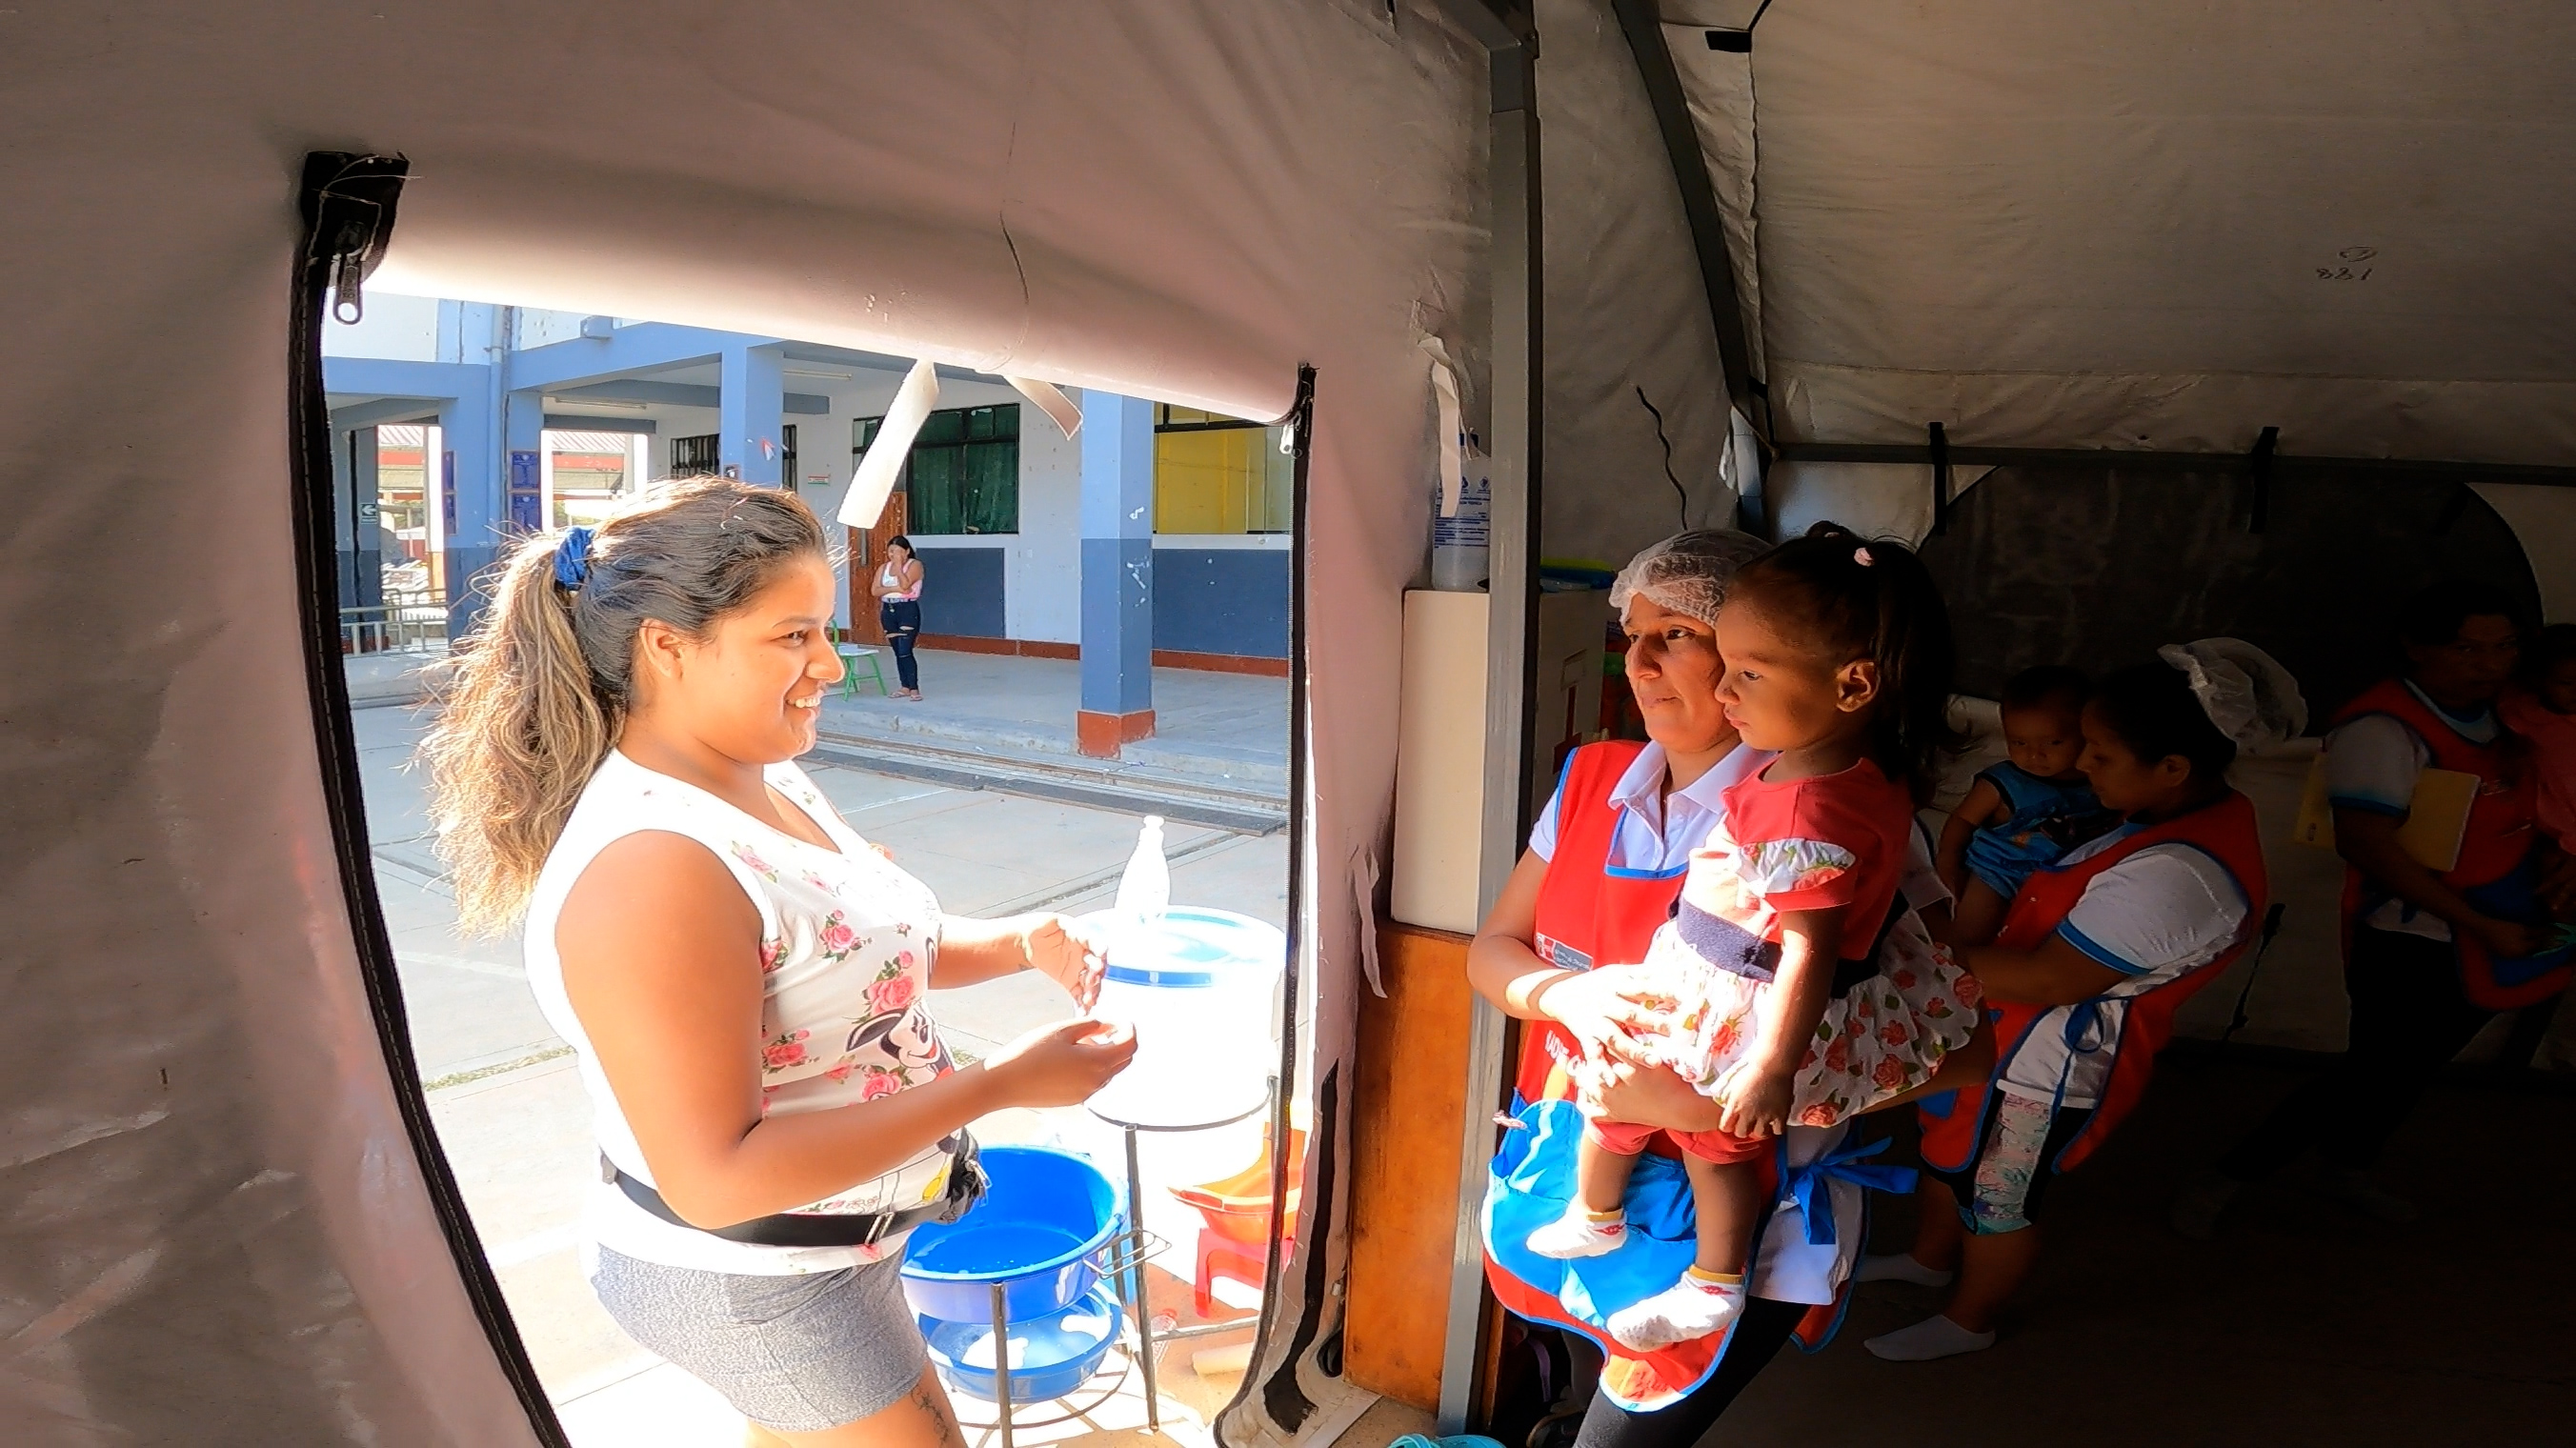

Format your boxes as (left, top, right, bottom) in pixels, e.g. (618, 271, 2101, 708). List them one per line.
(719, 343, 787, 486)
(1077, 391, 1156, 757)
(349, 426, 383, 611)
(443, 303, 511, 636)
(504, 387, 544, 533)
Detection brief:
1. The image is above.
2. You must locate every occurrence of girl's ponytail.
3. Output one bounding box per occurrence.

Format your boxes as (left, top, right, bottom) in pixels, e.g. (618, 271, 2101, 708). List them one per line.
(420, 533, 615, 934)
(419, 478, 829, 934)
(1731, 521, 1963, 802)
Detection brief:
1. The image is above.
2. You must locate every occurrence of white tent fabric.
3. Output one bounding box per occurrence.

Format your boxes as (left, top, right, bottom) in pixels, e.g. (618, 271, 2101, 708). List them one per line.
(12, 0, 2576, 1441)
(1534, 0, 1738, 566)
(2, 3, 1501, 1441)
(1669, 1, 2576, 462)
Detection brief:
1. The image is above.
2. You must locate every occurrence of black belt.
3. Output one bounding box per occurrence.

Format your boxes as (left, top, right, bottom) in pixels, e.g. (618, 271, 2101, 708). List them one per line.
(603, 1133, 985, 1248)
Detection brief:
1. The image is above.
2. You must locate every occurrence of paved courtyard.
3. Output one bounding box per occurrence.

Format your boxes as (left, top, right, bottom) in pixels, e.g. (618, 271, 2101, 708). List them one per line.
(352, 704, 1291, 1444)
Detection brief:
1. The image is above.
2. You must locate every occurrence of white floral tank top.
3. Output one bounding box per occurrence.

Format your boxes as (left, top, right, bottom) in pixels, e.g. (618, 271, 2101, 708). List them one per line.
(524, 750, 957, 1276)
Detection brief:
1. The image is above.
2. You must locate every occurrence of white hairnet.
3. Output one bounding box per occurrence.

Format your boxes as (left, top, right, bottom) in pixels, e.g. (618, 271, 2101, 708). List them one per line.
(2157, 637, 2308, 754)
(1606, 529, 1771, 628)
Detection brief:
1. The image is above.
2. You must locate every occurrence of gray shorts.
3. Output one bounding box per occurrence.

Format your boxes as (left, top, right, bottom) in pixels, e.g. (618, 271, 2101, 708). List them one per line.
(590, 1246, 930, 1433)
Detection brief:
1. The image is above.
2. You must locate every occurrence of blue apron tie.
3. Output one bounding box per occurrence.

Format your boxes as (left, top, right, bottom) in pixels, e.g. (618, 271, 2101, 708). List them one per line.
(1781, 1136, 1918, 1246)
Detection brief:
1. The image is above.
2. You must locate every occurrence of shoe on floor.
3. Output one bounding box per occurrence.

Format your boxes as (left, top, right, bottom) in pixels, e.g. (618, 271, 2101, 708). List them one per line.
(2167, 1170, 2244, 1241)
(1604, 1271, 1743, 1351)
(1864, 1314, 1996, 1361)
(2315, 1167, 2420, 1224)
(1524, 1206, 1626, 1260)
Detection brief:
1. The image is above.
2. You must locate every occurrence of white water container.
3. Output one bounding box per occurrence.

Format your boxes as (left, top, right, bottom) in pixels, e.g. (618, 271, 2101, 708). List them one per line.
(1111, 815, 1171, 949)
(1080, 906, 1286, 1130)
(1431, 467, 1490, 592)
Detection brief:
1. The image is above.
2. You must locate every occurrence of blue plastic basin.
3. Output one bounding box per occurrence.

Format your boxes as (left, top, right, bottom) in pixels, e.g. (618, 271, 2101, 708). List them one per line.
(901, 1146, 1123, 1323)
(922, 1283, 1123, 1404)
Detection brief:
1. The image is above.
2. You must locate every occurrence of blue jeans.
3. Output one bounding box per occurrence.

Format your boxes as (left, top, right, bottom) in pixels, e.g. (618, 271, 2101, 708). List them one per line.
(879, 600, 920, 690)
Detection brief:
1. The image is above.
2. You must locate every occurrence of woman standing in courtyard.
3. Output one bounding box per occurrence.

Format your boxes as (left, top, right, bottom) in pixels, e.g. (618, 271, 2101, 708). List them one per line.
(875, 534, 926, 700)
(423, 480, 1133, 1447)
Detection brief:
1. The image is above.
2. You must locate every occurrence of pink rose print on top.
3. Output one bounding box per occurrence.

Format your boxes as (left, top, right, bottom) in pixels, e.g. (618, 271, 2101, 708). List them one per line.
(858, 1068, 904, 1101)
(1799, 1102, 1841, 1128)
(1953, 973, 1984, 1007)
(763, 1029, 811, 1071)
(1873, 1055, 1910, 1093)
(869, 974, 918, 1016)
(819, 916, 857, 955)
(823, 1062, 855, 1084)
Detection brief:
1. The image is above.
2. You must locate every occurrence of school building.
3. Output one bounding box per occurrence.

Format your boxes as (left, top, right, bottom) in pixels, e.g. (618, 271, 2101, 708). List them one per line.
(321, 295, 1292, 745)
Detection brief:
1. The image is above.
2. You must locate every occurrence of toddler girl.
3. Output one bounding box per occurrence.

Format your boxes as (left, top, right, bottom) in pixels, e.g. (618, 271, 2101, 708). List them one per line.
(1525, 524, 1982, 1351)
(1937, 665, 2115, 944)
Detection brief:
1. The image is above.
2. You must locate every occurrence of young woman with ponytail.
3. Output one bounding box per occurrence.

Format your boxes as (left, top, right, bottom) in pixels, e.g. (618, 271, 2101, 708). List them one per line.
(421, 479, 1135, 1448)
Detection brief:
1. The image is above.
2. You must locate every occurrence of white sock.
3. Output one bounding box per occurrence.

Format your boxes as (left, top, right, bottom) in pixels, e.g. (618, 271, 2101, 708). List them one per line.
(1856, 1252, 1955, 1287)
(1863, 1314, 1996, 1361)
(1604, 1269, 1743, 1351)
(1525, 1205, 1628, 1260)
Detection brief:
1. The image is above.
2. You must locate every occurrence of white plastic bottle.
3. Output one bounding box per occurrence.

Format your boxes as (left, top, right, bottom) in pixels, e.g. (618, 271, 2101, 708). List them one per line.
(1431, 444, 1491, 592)
(1113, 814, 1171, 943)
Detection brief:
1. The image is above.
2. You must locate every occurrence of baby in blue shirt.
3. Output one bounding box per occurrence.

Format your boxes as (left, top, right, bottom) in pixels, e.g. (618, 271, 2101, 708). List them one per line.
(1938, 665, 2116, 944)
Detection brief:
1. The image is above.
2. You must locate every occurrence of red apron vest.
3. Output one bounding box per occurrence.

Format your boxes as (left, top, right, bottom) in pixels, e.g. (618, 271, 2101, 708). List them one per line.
(1922, 792, 2269, 1176)
(2329, 678, 2569, 1010)
(1519, 740, 1691, 1106)
(1490, 741, 1838, 1400)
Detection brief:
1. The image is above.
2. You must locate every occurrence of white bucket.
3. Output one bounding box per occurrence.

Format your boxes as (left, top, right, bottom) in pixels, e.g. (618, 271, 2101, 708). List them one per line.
(1078, 906, 1286, 1130)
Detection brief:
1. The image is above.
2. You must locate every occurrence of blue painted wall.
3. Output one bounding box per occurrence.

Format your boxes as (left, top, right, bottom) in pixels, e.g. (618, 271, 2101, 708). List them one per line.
(910, 546, 1008, 637)
(1152, 549, 1289, 657)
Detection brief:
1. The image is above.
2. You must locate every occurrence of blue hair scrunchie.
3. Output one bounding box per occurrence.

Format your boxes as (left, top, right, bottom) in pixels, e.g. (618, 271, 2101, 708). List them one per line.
(553, 526, 595, 591)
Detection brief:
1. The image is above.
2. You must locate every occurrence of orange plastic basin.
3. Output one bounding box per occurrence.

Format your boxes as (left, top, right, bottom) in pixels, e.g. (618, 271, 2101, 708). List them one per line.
(1170, 1128, 1307, 1243)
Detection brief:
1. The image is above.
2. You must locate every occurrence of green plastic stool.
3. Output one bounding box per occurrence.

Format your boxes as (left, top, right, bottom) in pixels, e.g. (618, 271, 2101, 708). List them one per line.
(835, 640, 890, 698)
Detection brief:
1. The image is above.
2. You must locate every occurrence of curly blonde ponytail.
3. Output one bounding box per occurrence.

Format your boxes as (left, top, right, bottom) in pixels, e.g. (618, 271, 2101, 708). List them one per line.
(419, 478, 828, 933)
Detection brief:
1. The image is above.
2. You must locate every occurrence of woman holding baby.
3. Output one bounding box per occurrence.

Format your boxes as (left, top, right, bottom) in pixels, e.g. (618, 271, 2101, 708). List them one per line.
(1467, 527, 1985, 1448)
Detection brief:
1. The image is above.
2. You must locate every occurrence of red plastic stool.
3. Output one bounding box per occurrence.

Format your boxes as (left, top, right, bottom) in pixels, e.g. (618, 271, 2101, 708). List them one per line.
(1195, 1232, 1295, 1318)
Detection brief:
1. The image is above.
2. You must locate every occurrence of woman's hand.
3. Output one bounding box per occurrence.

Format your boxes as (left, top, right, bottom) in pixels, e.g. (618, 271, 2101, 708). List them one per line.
(1024, 914, 1109, 1010)
(985, 1019, 1137, 1107)
(1537, 964, 1671, 1061)
(1712, 1060, 1791, 1139)
(1580, 1056, 1726, 1134)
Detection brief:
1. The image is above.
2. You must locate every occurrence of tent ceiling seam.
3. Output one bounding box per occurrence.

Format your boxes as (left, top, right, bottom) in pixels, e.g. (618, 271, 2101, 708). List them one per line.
(1611, 0, 1761, 432)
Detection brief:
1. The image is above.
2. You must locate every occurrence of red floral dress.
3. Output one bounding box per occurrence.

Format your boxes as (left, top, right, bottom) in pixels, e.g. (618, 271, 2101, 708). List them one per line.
(1629, 758, 1981, 1127)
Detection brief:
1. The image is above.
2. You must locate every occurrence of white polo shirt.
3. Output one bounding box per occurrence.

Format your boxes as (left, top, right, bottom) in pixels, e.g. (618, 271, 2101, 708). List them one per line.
(2323, 679, 2500, 943)
(1996, 825, 2250, 1108)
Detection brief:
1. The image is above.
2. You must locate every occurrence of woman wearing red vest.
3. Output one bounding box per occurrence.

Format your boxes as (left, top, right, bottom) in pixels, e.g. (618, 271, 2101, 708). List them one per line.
(2187, 582, 2573, 1232)
(1861, 653, 2279, 1361)
(1467, 532, 1972, 1446)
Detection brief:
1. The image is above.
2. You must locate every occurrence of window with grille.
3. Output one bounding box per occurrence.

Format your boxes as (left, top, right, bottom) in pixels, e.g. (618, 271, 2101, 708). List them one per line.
(670, 432, 720, 474)
(853, 404, 1018, 534)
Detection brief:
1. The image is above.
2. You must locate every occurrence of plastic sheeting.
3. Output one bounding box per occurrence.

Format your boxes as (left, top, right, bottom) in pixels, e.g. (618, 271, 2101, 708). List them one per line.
(1, 2, 1499, 1441)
